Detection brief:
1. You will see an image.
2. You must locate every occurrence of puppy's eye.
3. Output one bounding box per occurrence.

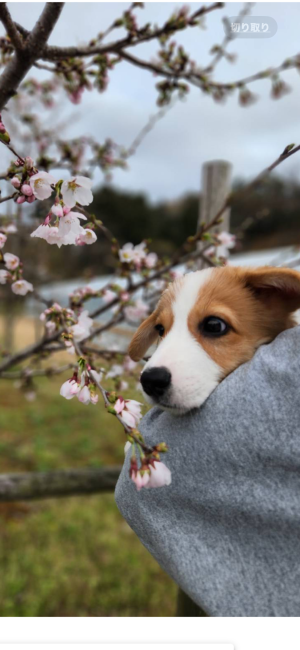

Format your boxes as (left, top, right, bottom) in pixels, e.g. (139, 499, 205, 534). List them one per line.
(154, 324, 165, 337)
(200, 316, 229, 337)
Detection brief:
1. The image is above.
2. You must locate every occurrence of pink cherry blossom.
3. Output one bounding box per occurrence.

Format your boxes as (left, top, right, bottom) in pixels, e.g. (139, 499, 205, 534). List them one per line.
(4, 252, 19, 270)
(145, 461, 172, 489)
(11, 279, 33, 295)
(60, 378, 81, 400)
(16, 195, 26, 204)
(30, 171, 56, 200)
(27, 195, 36, 204)
(0, 233, 7, 248)
(61, 176, 93, 208)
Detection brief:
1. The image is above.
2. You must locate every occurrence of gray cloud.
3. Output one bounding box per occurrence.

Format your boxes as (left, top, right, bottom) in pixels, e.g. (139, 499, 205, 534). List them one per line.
(5, 2, 300, 201)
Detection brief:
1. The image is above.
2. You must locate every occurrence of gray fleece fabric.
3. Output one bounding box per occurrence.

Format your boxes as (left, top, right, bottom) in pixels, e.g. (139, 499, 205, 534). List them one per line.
(115, 326, 300, 617)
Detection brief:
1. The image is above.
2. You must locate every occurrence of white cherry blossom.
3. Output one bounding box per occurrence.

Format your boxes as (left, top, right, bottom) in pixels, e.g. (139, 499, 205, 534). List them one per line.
(70, 310, 93, 342)
(114, 397, 143, 428)
(11, 279, 33, 295)
(30, 171, 56, 200)
(124, 299, 149, 323)
(3, 252, 19, 270)
(61, 176, 93, 208)
(60, 379, 81, 400)
(77, 385, 92, 405)
(0, 269, 9, 284)
(0, 233, 7, 248)
(131, 470, 150, 491)
(145, 461, 172, 489)
(75, 229, 97, 245)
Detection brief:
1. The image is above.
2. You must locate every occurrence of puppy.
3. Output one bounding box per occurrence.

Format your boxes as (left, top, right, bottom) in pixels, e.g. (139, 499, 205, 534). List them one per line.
(129, 266, 300, 413)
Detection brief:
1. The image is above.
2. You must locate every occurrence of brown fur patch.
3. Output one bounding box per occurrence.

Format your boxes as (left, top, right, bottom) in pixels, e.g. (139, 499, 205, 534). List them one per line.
(129, 266, 300, 369)
(187, 266, 300, 377)
(128, 280, 179, 360)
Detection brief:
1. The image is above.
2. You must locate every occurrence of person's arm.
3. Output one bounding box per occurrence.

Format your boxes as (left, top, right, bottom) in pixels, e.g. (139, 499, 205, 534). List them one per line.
(115, 326, 300, 617)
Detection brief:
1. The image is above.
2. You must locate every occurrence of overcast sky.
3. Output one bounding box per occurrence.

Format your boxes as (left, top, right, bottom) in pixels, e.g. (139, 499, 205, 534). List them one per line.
(4, 2, 300, 202)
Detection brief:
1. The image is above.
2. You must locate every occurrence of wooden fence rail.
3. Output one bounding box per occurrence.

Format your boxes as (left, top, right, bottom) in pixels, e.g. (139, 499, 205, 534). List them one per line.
(0, 466, 121, 501)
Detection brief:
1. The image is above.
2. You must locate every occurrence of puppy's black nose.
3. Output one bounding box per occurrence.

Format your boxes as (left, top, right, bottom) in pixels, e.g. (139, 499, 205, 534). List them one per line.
(141, 367, 171, 399)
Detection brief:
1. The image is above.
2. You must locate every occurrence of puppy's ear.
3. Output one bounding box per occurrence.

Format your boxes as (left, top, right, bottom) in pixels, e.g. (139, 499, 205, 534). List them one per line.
(243, 266, 300, 313)
(128, 313, 158, 361)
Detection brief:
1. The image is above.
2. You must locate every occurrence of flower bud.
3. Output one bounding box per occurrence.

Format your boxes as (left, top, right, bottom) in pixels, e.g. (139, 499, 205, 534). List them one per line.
(11, 176, 21, 188)
(21, 184, 33, 196)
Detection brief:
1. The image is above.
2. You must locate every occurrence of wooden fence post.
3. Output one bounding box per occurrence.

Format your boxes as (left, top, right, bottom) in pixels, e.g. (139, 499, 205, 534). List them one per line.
(197, 159, 232, 268)
(175, 159, 232, 617)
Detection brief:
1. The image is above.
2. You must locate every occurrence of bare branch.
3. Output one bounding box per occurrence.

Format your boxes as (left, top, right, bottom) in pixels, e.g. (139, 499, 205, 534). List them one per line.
(1, 363, 75, 379)
(0, 4, 24, 50)
(0, 328, 63, 373)
(40, 3, 223, 61)
(0, 3, 64, 110)
(203, 3, 254, 74)
(0, 192, 16, 203)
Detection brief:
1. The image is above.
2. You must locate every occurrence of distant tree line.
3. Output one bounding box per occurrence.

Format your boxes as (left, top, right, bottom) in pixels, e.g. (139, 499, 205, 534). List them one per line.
(6, 175, 300, 286)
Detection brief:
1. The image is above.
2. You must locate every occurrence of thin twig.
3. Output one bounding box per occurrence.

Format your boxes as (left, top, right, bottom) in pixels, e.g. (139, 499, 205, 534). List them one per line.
(1, 363, 76, 379)
(0, 4, 24, 51)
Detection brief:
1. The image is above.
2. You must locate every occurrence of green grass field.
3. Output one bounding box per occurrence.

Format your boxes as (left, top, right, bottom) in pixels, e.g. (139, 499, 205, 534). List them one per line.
(0, 373, 177, 616)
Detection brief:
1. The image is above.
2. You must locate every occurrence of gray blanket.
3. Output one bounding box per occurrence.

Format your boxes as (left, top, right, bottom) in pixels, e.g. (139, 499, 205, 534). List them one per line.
(115, 326, 300, 617)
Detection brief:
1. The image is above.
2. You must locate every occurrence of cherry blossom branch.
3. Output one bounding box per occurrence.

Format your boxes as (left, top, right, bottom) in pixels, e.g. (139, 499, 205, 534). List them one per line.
(0, 328, 64, 373)
(203, 2, 253, 74)
(39, 3, 224, 61)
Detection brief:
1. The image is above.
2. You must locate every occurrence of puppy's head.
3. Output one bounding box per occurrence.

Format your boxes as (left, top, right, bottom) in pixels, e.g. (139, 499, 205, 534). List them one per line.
(129, 266, 300, 413)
